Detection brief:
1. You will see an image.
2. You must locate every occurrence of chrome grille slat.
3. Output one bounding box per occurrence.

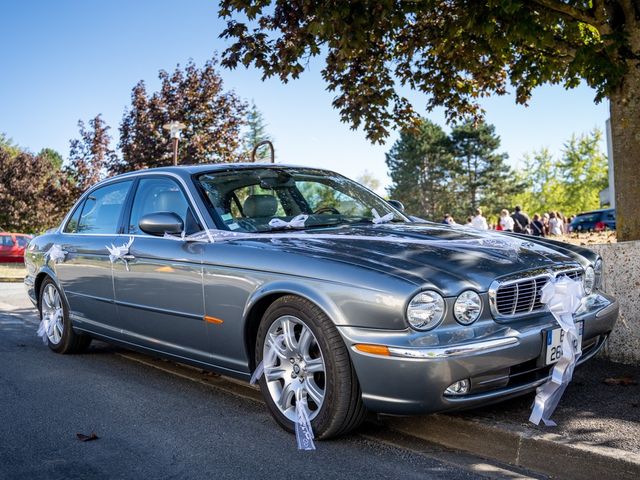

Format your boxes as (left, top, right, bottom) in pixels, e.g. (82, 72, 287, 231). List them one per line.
(490, 267, 584, 319)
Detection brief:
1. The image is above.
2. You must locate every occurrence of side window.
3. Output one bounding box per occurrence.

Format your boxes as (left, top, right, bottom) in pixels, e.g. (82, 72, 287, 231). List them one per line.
(64, 203, 84, 233)
(77, 181, 133, 234)
(128, 177, 200, 235)
(0, 236, 13, 247)
(16, 236, 30, 247)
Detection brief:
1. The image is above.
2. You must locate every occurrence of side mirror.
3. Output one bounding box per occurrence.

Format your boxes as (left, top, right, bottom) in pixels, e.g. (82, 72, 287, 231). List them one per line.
(139, 212, 184, 237)
(387, 200, 405, 212)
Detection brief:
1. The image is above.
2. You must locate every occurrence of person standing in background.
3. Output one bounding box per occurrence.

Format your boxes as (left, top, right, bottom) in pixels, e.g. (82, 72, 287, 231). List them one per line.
(471, 208, 489, 230)
(530, 214, 545, 236)
(548, 212, 563, 236)
(499, 209, 514, 232)
(511, 206, 530, 234)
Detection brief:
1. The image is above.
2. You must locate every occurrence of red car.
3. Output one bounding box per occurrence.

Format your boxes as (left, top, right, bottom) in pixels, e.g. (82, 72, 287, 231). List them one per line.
(0, 233, 32, 263)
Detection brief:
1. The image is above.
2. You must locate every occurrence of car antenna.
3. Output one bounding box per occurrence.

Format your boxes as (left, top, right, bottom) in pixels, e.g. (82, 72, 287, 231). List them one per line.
(251, 140, 275, 164)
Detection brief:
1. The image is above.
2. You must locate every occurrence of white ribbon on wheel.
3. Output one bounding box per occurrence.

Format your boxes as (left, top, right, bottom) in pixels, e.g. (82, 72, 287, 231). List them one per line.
(250, 334, 284, 385)
(106, 236, 135, 271)
(371, 208, 394, 224)
(45, 244, 67, 264)
(268, 214, 309, 230)
(529, 275, 584, 426)
(36, 306, 62, 344)
(295, 390, 316, 450)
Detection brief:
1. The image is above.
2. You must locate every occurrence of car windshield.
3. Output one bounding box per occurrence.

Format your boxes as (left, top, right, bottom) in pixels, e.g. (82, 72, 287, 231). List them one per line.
(196, 167, 409, 233)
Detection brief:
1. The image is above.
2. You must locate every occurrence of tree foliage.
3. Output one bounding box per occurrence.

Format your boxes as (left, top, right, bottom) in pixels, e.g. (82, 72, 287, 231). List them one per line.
(218, 0, 640, 240)
(243, 101, 273, 161)
(513, 129, 608, 215)
(0, 145, 74, 233)
(67, 114, 116, 193)
(386, 119, 517, 221)
(386, 119, 456, 220)
(112, 57, 247, 174)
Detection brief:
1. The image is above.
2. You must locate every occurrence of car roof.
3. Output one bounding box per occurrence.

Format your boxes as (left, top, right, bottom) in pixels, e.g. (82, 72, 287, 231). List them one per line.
(575, 208, 614, 216)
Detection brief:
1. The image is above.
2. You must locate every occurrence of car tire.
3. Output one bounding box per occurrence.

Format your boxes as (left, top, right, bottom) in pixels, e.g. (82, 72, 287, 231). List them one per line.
(39, 277, 91, 354)
(255, 295, 366, 439)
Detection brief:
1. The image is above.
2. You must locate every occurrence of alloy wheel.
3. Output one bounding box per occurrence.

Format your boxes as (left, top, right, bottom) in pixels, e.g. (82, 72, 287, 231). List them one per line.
(262, 315, 326, 422)
(41, 283, 64, 344)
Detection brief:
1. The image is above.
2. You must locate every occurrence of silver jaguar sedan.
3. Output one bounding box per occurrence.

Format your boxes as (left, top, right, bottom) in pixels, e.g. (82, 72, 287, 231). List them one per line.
(24, 164, 618, 439)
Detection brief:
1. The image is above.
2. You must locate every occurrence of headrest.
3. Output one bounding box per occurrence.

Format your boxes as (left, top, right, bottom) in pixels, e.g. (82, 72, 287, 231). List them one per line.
(155, 190, 185, 214)
(243, 194, 277, 218)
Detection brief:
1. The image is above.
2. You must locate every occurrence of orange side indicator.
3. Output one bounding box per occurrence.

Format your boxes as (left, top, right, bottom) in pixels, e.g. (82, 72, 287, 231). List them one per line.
(355, 344, 390, 356)
(204, 315, 224, 325)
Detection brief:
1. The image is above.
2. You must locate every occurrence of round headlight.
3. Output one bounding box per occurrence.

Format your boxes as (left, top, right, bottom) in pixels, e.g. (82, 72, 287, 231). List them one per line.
(407, 291, 445, 331)
(583, 265, 595, 295)
(454, 290, 482, 325)
(594, 258, 603, 289)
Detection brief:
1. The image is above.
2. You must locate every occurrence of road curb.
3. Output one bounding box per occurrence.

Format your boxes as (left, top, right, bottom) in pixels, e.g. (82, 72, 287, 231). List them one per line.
(119, 350, 639, 479)
(382, 414, 640, 480)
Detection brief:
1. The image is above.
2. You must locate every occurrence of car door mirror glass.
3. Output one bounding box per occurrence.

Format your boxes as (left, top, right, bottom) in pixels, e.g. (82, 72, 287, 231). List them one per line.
(139, 212, 184, 236)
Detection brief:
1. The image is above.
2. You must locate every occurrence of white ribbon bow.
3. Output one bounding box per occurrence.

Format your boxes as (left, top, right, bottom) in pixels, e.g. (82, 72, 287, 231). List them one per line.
(269, 214, 309, 229)
(106, 236, 135, 271)
(529, 275, 584, 426)
(372, 208, 394, 224)
(45, 244, 67, 264)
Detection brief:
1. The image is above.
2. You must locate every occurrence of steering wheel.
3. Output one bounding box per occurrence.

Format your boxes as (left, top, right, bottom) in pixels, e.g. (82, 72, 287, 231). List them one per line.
(313, 205, 341, 215)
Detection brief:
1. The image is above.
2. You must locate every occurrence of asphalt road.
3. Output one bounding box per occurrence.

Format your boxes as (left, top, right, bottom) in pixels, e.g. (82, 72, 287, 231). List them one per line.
(0, 284, 530, 480)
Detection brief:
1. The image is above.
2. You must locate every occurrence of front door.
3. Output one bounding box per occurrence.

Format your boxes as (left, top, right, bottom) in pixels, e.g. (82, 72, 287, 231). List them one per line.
(112, 176, 210, 363)
(54, 180, 134, 337)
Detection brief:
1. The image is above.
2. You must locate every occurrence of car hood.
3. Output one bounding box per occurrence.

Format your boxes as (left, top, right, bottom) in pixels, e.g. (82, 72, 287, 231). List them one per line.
(224, 223, 584, 295)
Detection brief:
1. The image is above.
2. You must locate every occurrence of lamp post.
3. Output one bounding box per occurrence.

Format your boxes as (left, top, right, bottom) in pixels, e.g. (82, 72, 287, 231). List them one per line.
(162, 121, 186, 166)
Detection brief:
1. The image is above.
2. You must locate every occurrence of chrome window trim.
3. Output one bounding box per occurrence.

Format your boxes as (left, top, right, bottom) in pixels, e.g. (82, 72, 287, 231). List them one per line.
(57, 171, 210, 237)
(488, 264, 583, 320)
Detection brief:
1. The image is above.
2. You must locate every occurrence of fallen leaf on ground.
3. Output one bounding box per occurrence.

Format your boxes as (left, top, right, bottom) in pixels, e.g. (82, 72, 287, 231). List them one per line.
(603, 376, 637, 386)
(76, 432, 99, 442)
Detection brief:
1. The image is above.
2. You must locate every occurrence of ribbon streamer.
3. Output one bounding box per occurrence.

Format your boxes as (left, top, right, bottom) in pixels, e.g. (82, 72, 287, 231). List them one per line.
(250, 334, 284, 385)
(295, 390, 316, 450)
(529, 276, 584, 426)
(45, 244, 67, 264)
(269, 214, 309, 230)
(371, 208, 394, 224)
(106, 236, 135, 271)
(36, 305, 62, 345)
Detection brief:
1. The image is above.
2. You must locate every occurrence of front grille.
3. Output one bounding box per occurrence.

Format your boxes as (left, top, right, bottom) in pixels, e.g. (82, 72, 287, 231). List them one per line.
(492, 267, 583, 318)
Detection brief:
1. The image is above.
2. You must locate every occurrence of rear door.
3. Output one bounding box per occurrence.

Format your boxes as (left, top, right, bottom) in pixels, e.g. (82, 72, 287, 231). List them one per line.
(54, 180, 134, 337)
(112, 175, 210, 363)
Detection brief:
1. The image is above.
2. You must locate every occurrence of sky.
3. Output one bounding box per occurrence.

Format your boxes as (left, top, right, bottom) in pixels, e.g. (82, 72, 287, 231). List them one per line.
(1, 0, 610, 194)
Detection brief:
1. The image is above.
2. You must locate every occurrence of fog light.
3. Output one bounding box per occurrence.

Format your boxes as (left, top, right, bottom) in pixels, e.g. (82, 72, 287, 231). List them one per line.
(445, 379, 470, 395)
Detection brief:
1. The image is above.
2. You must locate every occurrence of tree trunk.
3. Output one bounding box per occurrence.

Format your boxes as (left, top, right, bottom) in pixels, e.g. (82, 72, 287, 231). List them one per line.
(609, 61, 640, 242)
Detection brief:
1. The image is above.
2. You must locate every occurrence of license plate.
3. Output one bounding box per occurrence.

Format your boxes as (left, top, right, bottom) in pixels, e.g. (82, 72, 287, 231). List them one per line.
(545, 322, 583, 365)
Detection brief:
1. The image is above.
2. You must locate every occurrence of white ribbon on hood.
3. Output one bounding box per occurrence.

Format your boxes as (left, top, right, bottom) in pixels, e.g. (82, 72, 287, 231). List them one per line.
(529, 275, 584, 426)
(371, 208, 394, 224)
(45, 244, 67, 264)
(269, 214, 309, 230)
(106, 236, 135, 271)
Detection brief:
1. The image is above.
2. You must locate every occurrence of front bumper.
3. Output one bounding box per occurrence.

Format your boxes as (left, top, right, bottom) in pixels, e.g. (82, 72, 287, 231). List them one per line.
(339, 292, 618, 415)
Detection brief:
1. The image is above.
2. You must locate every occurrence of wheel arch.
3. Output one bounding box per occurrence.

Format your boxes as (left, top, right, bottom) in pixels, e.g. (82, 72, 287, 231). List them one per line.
(33, 267, 60, 310)
(242, 281, 345, 371)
